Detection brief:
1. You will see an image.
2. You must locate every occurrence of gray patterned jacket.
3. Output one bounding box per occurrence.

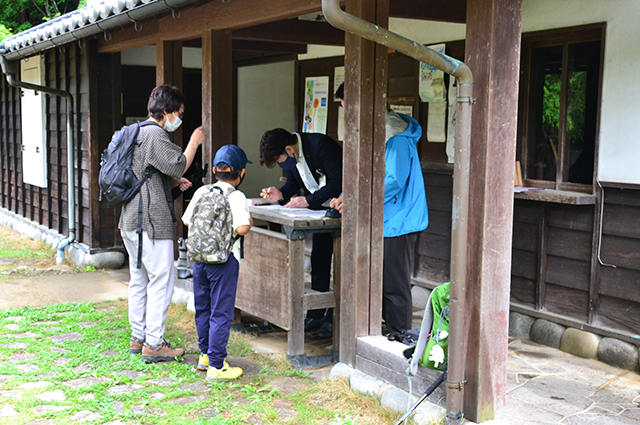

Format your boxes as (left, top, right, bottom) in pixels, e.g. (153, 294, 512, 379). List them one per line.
(118, 124, 186, 240)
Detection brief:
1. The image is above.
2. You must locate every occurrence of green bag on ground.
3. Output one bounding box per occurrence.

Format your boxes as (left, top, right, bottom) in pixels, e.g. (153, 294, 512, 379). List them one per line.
(409, 282, 450, 374)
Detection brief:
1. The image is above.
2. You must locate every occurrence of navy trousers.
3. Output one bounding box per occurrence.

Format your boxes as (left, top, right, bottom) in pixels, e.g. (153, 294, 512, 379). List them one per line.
(192, 255, 239, 369)
(307, 232, 334, 323)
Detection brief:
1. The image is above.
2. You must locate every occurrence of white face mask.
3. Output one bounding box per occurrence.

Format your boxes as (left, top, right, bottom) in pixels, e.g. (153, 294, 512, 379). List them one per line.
(164, 112, 182, 132)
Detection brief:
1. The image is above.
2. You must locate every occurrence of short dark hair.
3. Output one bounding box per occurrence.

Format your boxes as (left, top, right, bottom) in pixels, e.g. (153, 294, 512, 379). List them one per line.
(259, 128, 297, 168)
(214, 162, 241, 181)
(335, 82, 344, 100)
(147, 84, 186, 120)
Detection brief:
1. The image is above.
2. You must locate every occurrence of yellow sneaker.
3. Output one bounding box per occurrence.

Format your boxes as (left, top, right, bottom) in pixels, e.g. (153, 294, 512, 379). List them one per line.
(205, 362, 243, 382)
(197, 353, 209, 371)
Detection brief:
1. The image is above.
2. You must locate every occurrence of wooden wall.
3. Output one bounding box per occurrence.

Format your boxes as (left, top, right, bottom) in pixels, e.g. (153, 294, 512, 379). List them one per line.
(598, 186, 640, 334)
(0, 42, 93, 246)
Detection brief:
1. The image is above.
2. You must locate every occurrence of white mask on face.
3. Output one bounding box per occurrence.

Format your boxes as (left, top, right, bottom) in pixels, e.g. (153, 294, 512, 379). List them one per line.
(163, 112, 182, 132)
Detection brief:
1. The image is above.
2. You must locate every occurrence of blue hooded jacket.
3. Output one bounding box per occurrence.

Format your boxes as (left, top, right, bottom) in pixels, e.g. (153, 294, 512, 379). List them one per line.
(384, 112, 429, 238)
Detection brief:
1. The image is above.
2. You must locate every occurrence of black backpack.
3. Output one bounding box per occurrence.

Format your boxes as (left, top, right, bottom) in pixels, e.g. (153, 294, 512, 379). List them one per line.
(99, 121, 160, 206)
(99, 121, 174, 269)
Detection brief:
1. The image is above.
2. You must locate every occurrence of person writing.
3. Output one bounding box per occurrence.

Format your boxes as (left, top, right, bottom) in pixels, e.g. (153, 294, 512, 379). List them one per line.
(182, 145, 253, 381)
(259, 128, 342, 340)
(119, 84, 206, 362)
(333, 83, 428, 342)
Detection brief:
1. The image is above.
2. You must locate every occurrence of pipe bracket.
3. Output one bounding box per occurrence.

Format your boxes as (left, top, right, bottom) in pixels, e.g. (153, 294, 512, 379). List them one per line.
(456, 97, 475, 104)
(446, 379, 467, 390)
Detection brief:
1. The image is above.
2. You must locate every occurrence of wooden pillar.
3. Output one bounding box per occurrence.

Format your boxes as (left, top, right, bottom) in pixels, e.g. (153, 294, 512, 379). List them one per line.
(339, 0, 388, 366)
(156, 40, 184, 252)
(201, 30, 233, 184)
(463, 0, 522, 421)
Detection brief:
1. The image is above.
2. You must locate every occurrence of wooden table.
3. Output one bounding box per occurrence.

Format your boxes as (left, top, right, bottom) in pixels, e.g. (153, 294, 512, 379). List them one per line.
(236, 206, 341, 367)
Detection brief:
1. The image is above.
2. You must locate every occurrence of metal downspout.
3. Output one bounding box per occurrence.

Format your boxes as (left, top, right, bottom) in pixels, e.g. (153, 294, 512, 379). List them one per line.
(321, 1, 472, 423)
(0, 57, 76, 264)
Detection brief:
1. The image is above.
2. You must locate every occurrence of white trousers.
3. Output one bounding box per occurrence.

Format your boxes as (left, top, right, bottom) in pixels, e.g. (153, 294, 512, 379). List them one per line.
(121, 229, 176, 346)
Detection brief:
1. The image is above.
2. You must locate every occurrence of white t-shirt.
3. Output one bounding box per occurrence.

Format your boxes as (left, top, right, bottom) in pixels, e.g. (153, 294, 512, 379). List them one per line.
(182, 181, 251, 261)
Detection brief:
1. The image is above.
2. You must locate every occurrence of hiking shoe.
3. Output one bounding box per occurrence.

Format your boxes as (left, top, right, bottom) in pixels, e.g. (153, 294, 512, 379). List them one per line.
(141, 340, 185, 363)
(197, 353, 209, 371)
(205, 362, 243, 382)
(310, 322, 333, 340)
(129, 336, 144, 355)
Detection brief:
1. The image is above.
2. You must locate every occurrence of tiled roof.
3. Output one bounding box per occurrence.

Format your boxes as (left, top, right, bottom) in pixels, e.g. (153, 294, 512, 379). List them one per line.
(0, 0, 201, 60)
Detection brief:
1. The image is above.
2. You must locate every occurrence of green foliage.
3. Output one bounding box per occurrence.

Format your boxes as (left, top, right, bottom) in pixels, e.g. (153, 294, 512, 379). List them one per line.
(0, 0, 83, 40)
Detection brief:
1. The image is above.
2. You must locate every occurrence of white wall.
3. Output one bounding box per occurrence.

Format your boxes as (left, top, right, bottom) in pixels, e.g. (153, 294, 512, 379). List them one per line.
(120, 45, 203, 69)
(237, 61, 296, 199)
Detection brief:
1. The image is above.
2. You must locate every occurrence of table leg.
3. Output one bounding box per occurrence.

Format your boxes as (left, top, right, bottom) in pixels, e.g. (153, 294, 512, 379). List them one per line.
(332, 235, 341, 353)
(288, 238, 305, 356)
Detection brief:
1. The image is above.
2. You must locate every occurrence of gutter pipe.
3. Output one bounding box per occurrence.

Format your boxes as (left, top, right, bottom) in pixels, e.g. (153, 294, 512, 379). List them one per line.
(0, 56, 75, 264)
(321, 1, 473, 423)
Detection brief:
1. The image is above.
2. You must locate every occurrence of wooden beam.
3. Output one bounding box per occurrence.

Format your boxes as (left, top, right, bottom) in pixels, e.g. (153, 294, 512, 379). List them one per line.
(201, 30, 233, 184)
(233, 19, 344, 46)
(98, 0, 324, 53)
(463, 0, 522, 421)
(389, 0, 466, 23)
(340, 0, 388, 367)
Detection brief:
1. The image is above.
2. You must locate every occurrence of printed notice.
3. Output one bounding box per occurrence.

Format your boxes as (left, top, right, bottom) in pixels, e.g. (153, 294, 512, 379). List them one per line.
(303, 76, 329, 134)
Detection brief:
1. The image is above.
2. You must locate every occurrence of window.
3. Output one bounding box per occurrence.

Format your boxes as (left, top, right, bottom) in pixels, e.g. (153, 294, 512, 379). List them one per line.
(518, 25, 604, 191)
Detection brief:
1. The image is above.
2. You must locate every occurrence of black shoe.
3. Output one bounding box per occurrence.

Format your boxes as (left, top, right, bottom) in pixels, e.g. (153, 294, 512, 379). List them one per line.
(310, 322, 333, 340)
(388, 331, 415, 346)
(304, 317, 325, 333)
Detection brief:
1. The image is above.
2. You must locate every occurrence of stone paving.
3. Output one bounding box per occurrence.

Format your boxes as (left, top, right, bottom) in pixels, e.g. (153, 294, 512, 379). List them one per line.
(503, 338, 640, 424)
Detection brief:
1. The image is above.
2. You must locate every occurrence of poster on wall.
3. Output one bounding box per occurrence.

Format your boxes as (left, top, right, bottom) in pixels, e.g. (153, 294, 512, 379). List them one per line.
(419, 43, 446, 103)
(303, 76, 329, 134)
(334, 66, 345, 101)
(390, 104, 414, 117)
(427, 102, 447, 142)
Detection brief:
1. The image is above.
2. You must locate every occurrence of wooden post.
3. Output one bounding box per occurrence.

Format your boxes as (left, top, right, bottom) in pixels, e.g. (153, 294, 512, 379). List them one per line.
(201, 30, 233, 184)
(463, 0, 522, 421)
(156, 40, 184, 254)
(339, 0, 388, 366)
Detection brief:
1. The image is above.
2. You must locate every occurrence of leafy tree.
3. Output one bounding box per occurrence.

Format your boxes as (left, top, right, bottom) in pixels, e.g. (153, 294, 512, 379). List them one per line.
(0, 0, 82, 41)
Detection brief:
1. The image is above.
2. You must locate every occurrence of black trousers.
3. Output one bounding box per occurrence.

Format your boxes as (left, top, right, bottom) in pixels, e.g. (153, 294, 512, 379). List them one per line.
(307, 232, 334, 323)
(383, 232, 418, 333)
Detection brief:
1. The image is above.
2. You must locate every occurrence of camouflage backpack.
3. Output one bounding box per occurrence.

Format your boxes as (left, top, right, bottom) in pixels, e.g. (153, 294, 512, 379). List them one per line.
(186, 184, 239, 264)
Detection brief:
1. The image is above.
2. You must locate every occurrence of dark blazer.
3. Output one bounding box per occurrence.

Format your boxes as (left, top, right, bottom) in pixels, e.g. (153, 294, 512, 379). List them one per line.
(279, 132, 343, 210)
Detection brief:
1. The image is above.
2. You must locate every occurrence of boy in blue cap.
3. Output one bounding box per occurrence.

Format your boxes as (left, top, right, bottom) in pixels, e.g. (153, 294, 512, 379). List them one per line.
(182, 144, 253, 381)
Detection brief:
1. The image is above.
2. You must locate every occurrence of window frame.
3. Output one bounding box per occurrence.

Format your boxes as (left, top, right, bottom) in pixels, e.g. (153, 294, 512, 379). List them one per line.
(517, 24, 606, 193)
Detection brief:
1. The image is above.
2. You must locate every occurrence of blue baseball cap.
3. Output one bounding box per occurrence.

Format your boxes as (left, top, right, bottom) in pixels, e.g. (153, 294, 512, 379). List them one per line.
(214, 145, 252, 172)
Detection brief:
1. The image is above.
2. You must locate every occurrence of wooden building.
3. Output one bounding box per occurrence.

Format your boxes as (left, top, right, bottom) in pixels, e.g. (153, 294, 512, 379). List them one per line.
(1, 0, 639, 421)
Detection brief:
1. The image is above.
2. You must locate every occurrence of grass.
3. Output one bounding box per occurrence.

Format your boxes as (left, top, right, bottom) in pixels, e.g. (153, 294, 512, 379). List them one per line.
(0, 300, 419, 425)
(0, 227, 56, 275)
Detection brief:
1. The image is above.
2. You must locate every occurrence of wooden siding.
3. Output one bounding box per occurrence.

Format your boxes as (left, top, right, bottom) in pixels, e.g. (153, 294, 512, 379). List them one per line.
(598, 187, 640, 334)
(0, 42, 93, 246)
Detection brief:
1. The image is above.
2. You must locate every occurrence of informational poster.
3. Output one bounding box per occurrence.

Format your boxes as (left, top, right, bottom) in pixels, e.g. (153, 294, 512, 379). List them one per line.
(334, 66, 345, 101)
(419, 43, 446, 103)
(427, 102, 447, 142)
(390, 104, 413, 117)
(303, 76, 329, 134)
(337, 106, 345, 141)
(446, 77, 457, 163)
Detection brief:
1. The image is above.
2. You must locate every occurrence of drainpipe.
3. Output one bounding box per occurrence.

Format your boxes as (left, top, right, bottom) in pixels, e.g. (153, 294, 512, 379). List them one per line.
(0, 55, 76, 264)
(321, 1, 473, 423)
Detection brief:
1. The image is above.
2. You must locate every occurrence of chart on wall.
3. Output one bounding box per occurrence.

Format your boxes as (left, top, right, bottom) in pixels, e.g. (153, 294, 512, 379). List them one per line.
(303, 76, 329, 134)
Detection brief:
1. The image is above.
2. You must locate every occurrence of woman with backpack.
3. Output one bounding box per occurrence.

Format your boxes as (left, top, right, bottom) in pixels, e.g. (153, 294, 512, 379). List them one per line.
(118, 84, 205, 363)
